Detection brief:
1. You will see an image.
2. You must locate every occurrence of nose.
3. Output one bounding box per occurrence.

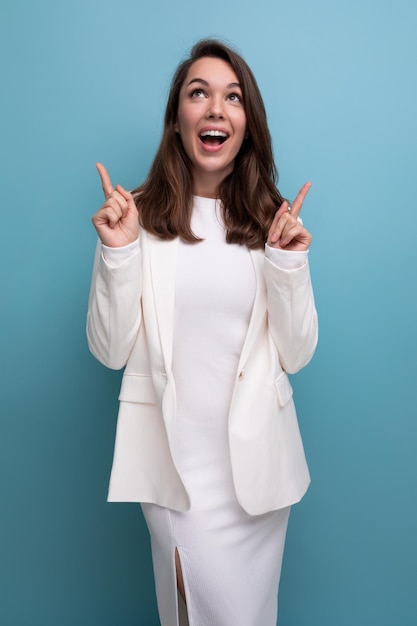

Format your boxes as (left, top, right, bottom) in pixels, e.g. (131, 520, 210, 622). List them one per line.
(207, 109, 224, 119)
(206, 96, 224, 119)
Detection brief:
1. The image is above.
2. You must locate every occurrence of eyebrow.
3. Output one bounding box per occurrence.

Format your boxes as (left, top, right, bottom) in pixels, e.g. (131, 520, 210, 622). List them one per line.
(186, 78, 241, 89)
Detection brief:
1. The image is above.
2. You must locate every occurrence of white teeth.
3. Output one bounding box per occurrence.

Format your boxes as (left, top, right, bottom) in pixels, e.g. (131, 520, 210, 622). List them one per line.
(200, 130, 228, 137)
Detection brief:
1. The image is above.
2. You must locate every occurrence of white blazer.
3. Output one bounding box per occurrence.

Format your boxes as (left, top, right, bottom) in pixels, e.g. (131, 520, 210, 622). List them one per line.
(87, 229, 318, 515)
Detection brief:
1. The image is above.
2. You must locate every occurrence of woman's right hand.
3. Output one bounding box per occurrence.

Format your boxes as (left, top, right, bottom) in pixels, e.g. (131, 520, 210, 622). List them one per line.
(92, 163, 139, 247)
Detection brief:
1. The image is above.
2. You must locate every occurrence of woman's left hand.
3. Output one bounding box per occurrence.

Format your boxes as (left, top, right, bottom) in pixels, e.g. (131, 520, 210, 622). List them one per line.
(267, 182, 312, 251)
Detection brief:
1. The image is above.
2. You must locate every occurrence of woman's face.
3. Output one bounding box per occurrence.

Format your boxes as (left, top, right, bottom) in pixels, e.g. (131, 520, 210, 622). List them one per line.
(174, 56, 247, 196)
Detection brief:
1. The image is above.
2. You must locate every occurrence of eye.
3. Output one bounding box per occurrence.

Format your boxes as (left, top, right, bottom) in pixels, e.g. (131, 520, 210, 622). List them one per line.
(190, 88, 206, 99)
(227, 92, 242, 103)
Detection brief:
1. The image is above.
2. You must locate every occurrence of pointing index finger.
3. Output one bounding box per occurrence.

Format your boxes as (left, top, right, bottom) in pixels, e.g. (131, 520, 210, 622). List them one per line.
(96, 162, 114, 199)
(289, 182, 312, 218)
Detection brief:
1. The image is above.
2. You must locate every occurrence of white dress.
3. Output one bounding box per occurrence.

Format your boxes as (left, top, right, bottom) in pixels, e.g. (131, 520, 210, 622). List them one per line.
(141, 197, 290, 626)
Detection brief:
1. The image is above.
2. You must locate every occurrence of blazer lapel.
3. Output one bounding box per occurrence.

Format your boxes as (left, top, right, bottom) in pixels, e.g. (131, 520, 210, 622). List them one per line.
(237, 248, 267, 370)
(147, 235, 179, 375)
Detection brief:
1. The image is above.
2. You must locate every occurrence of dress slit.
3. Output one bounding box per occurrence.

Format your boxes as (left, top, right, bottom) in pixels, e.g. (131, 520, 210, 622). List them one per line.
(175, 547, 191, 626)
(175, 547, 187, 605)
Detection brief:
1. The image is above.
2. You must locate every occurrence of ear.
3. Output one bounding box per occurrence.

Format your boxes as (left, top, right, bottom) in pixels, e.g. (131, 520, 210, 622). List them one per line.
(173, 121, 179, 133)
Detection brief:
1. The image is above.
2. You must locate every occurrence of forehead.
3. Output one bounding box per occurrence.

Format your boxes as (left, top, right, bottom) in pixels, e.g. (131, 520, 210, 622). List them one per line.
(183, 56, 239, 86)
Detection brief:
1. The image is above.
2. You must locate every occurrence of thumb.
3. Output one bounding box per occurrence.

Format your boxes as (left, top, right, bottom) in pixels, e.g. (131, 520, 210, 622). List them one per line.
(115, 183, 133, 201)
(276, 200, 290, 220)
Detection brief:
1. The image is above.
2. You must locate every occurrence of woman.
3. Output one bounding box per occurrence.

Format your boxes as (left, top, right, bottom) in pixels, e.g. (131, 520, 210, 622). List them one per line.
(87, 39, 318, 626)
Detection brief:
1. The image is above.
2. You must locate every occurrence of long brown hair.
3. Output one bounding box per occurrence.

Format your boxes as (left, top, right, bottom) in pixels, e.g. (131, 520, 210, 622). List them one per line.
(133, 39, 286, 249)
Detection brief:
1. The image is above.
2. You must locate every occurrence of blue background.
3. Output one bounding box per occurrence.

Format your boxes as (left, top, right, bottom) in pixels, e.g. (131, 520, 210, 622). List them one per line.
(1, 0, 416, 624)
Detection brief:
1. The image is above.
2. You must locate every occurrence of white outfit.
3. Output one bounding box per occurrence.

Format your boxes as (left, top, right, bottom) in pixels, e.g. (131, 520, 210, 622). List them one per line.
(142, 198, 289, 625)
(87, 196, 318, 625)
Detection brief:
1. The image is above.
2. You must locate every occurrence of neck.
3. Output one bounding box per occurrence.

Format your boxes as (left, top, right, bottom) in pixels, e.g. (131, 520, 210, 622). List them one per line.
(192, 177, 219, 199)
(192, 166, 232, 199)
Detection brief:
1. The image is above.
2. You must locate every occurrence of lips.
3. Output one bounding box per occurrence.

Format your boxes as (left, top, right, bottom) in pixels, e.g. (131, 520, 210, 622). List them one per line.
(199, 128, 229, 146)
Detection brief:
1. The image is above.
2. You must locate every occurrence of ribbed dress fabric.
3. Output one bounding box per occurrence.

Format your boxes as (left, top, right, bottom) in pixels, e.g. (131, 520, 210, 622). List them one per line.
(141, 196, 290, 626)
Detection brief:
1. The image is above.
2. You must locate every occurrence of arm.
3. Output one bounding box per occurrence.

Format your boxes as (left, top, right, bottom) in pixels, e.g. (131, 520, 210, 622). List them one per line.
(264, 252, 318, 373)
(86, 239, 142, 370)
(265, 183, 318, 373)
(86, 164, 141, 370)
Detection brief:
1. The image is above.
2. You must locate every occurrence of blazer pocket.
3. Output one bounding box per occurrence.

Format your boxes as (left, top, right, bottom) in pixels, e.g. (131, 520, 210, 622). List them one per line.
(274, 372, 294, 408)
(118, 373, 157, 404)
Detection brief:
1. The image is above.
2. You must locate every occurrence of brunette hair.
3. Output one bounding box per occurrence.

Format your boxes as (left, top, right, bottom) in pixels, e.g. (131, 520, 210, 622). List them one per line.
(133, 39, 286, 249)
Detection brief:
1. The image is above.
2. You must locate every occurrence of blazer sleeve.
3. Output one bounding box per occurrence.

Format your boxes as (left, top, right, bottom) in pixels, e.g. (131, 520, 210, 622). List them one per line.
(86, 239, 143, 370)
(264, 255, 318, 374)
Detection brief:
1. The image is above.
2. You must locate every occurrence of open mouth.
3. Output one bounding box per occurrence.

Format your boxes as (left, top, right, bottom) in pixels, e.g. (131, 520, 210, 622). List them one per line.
(199, 130, 229, 146)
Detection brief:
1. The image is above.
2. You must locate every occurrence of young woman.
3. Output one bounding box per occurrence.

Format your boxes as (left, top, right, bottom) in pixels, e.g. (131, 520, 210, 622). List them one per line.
(87, 38, 318, 626)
